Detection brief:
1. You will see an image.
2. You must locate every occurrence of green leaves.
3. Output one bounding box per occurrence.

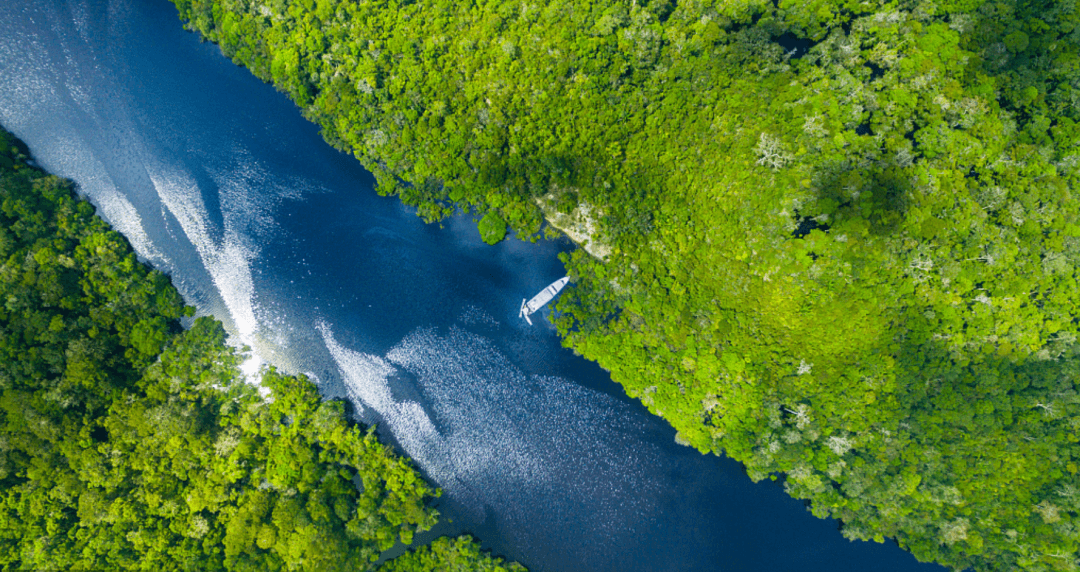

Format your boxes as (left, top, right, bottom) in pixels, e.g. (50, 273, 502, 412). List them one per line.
(721, 351, 745, 374)
(166, 0, 1080, 569)
(380, 535, 528, 572)
(477, 212, 507, 244)
(0, 127, 520, 572)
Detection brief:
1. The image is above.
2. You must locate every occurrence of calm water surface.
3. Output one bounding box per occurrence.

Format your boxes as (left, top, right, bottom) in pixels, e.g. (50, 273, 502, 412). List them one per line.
(0, 1, 944, 571)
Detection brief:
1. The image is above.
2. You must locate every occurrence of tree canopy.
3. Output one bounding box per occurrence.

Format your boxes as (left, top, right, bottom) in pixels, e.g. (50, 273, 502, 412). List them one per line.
(168, 0, 1080, 569)
(0, 126, 523, 571)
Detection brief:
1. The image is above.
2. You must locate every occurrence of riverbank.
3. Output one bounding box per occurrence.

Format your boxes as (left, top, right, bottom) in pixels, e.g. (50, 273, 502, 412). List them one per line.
(165, 1, 1080, 569)
(0, 3, 952, 569)
(0, 125, 524, 571)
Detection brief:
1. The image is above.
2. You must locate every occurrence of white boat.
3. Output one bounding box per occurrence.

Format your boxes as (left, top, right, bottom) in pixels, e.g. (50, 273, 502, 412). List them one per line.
(520, 276, 569, 325)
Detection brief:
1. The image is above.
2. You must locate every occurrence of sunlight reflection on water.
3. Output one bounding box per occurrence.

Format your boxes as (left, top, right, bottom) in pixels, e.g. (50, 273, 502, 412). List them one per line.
(0, 1, 946, 570)
(322, 322, 661, 560)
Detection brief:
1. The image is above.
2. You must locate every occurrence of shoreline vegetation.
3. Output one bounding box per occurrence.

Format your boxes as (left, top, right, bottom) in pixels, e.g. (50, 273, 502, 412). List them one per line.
(0, 127, 524, 570)
(168, 0, 1080, 570)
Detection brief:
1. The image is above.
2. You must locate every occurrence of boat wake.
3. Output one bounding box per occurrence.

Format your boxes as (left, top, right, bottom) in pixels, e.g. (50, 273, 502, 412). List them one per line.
(319, 322, 662, 566)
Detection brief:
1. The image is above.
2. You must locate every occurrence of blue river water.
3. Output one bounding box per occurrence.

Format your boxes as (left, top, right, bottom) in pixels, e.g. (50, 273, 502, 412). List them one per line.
(0, 1, 945, 571)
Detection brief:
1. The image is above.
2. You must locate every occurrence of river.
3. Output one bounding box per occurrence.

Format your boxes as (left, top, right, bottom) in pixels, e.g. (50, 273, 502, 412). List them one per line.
(0, 1, 943, 571)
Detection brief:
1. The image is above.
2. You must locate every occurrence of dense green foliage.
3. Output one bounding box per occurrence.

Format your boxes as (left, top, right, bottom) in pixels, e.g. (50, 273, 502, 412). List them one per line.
(380, 536, 527, 572)
(170, 0, 1080, 569)
(0, 128, 522, 570)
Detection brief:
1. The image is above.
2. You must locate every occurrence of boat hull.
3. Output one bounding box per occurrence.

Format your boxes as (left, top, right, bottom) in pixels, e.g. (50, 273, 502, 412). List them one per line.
(520, 276, 569, 323)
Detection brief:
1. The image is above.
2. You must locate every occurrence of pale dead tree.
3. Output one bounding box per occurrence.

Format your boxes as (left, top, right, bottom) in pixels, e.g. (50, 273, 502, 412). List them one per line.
(975, 185, 1007, 211)
(755, 132, 793, 170)
(826, 460, 846, 479)
(365, 129, 388, 148)
(871, 10, 905, 25)
(1034, 401, 1057, 417)
(1042, 251, 1069, 275)
(1057, 155, 1080, 172)
(826, 435, 854, 456)
(789, 464, 813, 481)
(954, 96, 986, 129)
(187, 515, 210, 539)
(1045, 550, 1076, 562)
(843, 183, 861, 200)
(213, 427, 241, 457)
(783, 403, 812, 429)
(964, 248, 996, 265)
(909, 71, 937, 91)
(802, 114, 828, 138)
(948, 13, 974, 33)
(1008, 201, 1027, 225)
(941, 518, 970, 545)
(1004, 528, 1021, 544)
(1034, 500, 1063, 523)
(895, 146, 914, 167)
(909, 256, 934, 272)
